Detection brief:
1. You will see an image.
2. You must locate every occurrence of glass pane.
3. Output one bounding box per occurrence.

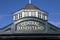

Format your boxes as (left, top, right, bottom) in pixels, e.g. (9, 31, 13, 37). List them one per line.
(31, 12, 33, 16)
(13, 16, 15, 20)
(36, 12, 38, 17)
(25, 12, 27, 17)
(42, 14, 45, 20)
(29, 12, 31, 16)
(34, 12, 36, 17)
(22, 12, 24, 17)
(45, 16, 47, 20)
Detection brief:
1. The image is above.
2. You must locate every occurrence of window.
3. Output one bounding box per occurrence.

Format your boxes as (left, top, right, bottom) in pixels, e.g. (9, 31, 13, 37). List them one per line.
(45, 16, 47, 20)
(13, 16, 15, 20)
(38, 12, 41, 18)
(29, 12, 31, 16)
(22, 12, 25, 17)
(15, 14, 18, 20)
(36, 12, 38, 17)
(21, 11, 38, 17)
(32, 12, 34, 16)
(25, 12, 28, 17)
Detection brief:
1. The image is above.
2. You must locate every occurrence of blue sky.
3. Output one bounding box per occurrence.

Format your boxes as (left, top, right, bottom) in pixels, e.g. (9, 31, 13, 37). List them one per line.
(0, 0, 60, 28)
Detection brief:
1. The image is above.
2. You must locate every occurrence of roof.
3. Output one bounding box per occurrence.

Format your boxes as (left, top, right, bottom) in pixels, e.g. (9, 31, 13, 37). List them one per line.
(21, 4, 40, 10)
(12, 4, 48, 14)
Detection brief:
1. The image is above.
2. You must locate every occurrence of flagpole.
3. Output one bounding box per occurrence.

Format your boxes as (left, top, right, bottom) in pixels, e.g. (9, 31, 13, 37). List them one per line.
(29, 0, 31, 4)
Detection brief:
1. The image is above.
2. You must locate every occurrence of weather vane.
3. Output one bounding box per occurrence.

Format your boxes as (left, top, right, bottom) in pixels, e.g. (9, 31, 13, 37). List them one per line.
(29, 0, 32, 4)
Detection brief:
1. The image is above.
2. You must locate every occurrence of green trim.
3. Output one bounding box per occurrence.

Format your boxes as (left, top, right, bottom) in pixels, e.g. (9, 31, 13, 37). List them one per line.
(48, 22, 60, 31)
(0, 23, 13, 30)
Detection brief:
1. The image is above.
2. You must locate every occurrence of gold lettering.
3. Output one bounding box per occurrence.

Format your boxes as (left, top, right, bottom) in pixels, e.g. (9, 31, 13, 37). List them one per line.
(25, 26, 28, 30)
(17, 26, 20, 31)
(38, 26, 44, 30)
(34, 26, 38, 30)
(17, 26, 44, 30)
(28, 26, 32, 30)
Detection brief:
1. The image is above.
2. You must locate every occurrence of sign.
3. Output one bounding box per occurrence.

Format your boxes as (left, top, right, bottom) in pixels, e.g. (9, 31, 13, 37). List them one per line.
(17, 26, 44, 31)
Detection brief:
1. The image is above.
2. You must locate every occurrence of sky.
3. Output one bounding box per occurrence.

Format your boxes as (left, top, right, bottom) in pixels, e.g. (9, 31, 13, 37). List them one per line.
(0, 0, 60, 28)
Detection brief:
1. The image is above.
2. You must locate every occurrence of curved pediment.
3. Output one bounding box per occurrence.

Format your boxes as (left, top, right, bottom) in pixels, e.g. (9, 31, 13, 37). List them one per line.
(0, 21, 60, 35)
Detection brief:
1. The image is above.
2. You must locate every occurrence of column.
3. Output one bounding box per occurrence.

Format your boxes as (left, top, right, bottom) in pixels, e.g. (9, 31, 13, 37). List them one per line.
(41, 13, 43, 19)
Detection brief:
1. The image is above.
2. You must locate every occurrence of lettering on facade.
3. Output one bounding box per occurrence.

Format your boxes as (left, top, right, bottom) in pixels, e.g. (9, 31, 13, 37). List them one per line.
(17, 26, 44, 31)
